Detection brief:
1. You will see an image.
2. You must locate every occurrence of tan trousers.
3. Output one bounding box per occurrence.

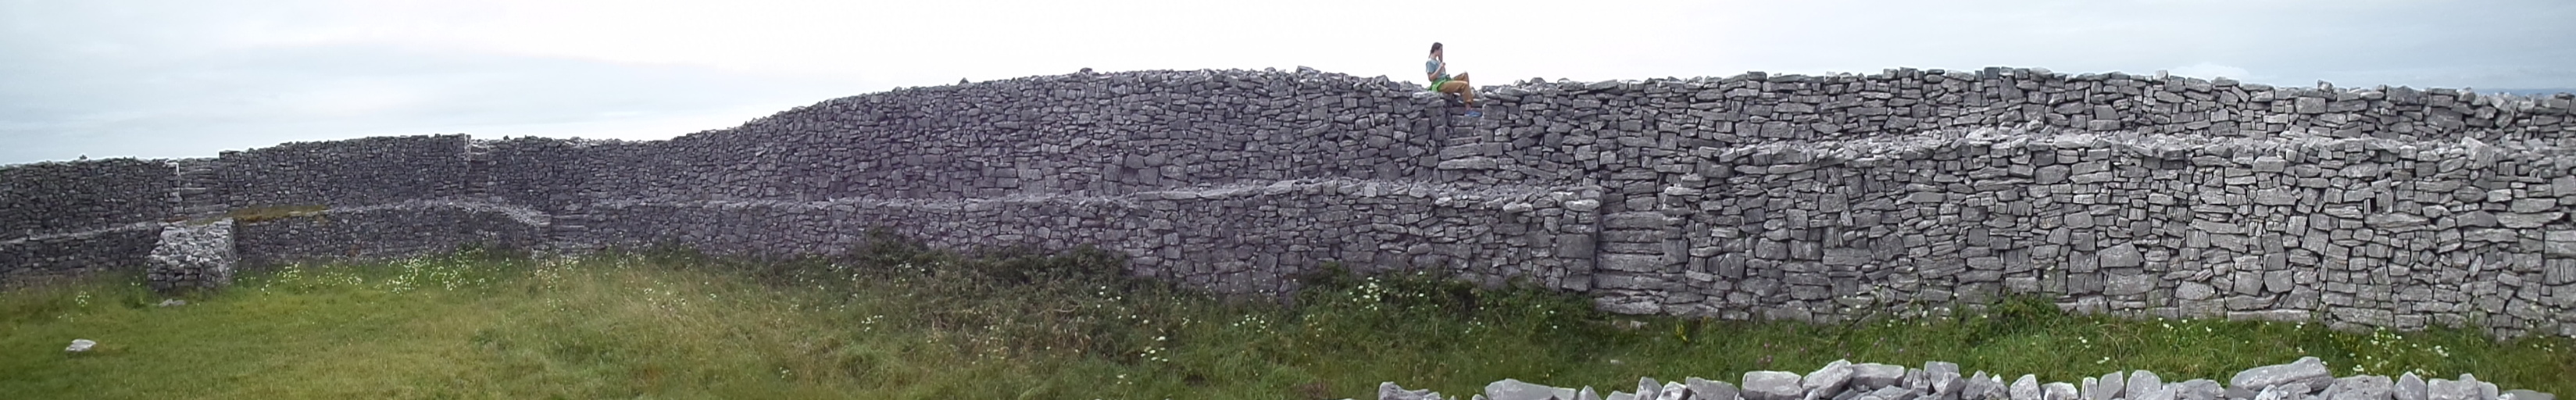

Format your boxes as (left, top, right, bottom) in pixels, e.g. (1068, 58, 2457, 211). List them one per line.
(1436, 73, 1475, 106)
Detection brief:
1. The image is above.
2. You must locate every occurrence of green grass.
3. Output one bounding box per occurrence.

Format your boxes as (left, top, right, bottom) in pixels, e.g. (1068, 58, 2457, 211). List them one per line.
(2, 240, 2570, 399)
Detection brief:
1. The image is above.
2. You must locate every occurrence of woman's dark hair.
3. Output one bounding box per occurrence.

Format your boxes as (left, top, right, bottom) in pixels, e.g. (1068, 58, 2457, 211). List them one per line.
(1430, 42, 1443, 55)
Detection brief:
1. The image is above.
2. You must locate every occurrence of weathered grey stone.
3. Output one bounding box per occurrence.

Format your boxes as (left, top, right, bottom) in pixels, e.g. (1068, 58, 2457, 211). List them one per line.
(1926, 362, 1960, 379)
(2108, 273, 2157, 296)
(2459, 375, 2496, 400)
(1851, 363, 1906, 390)
(2498, 212, 2563, 229)
(1863, 387, 1910, 400)
(2367, 214, 2428, 229)
(1606, 212, 1675, 229)
(2100, 244, 2144, 268)
(2088, 371, 2125, 400)
(2047, 382, 2080, 400)
(1490, 378, 1579, 400)
(1439, 157, 1505, 170)
(2546, 230, 2576, 256)
(2128, 370, 2163, 400)
(1747, 371, 1809, 400)
(1967, 372, 2006, 400)
(1659, 381, 1690, 400)
(1691, 377, 1744, 400)
(2327, 375, 2393, 400)
(145, 219, 238, 292)
(2510, 198, 2557, 213)
(2457, 212, 2500, 227)
(2231, 357, 2333, 392)
(1826, 248, 1874, 266)
(2013, 375, 2042, 400)
(2259, 384, 2313, 400)
(1602, 255, 1667, 272)
(2501, 390, 2553, 400)
(2428, 379, 2474, 400)
(2297, 97, 2328, 113)
(1806, 359, 1856, 396)
(1566, 199, 1602, 212)
(1384, 381, 1439, 400)
(2253, 189, 2299, 205)
(2174, 379, 2226, 400)
(2133, 384, 2176, 400)
(2178, 282, 2217, 300)
(2396, 373, 2427, 400)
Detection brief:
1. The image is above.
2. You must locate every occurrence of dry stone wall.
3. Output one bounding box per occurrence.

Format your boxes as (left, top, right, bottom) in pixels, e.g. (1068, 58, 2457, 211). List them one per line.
(1, 66, 2571, 336)
(208, 135, 475, 208)
(230, 201, 547, 268)
(0, 159, 173, 285)
(0, 159, 172, 241)
(560, 180, 1596, 295)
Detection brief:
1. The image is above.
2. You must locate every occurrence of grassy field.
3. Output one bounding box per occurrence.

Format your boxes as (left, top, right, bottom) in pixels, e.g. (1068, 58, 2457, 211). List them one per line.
(2, 239, 2571, 399)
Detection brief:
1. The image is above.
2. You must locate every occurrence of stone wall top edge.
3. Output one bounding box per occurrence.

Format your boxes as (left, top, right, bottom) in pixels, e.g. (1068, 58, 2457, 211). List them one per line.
(14, 66, 2561, 169)
(0, 158, 182, 173)
(212, 134, 469, 157)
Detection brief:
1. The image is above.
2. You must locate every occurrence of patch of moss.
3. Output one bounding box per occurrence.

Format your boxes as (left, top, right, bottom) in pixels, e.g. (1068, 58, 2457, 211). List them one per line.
(223, 205, 327, 224)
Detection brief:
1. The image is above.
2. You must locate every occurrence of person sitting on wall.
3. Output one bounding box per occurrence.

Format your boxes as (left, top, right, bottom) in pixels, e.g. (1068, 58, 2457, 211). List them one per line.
(1427, 42, 1481, 117)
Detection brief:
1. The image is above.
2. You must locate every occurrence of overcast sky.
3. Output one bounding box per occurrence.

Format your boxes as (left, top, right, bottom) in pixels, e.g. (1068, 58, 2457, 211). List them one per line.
(4, 0, 2571, 164)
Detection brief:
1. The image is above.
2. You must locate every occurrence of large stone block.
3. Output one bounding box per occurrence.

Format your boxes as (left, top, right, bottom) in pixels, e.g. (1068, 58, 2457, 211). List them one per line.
(2107, 273, 2156, 296)
(2230, 356, 2331, 391)
(1743, 371, 1806, 400)
(2546, 230, 2576, 256)
(2099, 244, 2144, 268)
(1600, 254, 1668, 273)
(1604, 212, 1674, 229)
(2499, 212, 2562, 229)
(1488, 379, 1578, 400)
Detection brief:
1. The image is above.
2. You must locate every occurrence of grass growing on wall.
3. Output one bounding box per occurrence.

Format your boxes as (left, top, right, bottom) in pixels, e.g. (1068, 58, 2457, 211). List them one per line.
(214, 205, 328, 223)
(2, 241, 2571, 399)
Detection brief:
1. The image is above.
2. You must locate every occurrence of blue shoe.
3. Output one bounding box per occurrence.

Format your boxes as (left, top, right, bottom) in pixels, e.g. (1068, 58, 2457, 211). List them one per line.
(1464, 110, 1483, 118)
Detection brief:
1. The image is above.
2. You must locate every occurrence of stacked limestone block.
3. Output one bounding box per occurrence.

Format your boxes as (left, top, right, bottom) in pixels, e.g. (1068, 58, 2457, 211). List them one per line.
(0, 159, 175, 240)
(1474, 69, 2571, 154)
(523, 69, 1484, 205)
(1383, 358, 2553, 400)
(232, 201, 545, 267)
(1554, 127, 2576, 336)
(0, 228, 158, 288)
(1455, 70, 2571, 333)
(211, 134, 473, 208)
(147, 219, 235, 292)
(0, 159, 175, 284)
(565, 179, 1600, 296)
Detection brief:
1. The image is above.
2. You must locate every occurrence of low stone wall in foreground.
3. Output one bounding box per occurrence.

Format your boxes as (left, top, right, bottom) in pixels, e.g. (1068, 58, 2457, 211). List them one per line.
(1381, 357, 2549, 400)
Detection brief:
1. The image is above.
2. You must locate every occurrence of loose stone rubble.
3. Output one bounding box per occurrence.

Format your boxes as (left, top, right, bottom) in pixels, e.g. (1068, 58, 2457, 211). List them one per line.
(145, 219, 234, 292)
(1374, 358, 2549, 400)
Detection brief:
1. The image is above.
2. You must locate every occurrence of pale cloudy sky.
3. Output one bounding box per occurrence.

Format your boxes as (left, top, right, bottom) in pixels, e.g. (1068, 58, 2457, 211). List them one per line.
(3, 0, 2571, 164)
